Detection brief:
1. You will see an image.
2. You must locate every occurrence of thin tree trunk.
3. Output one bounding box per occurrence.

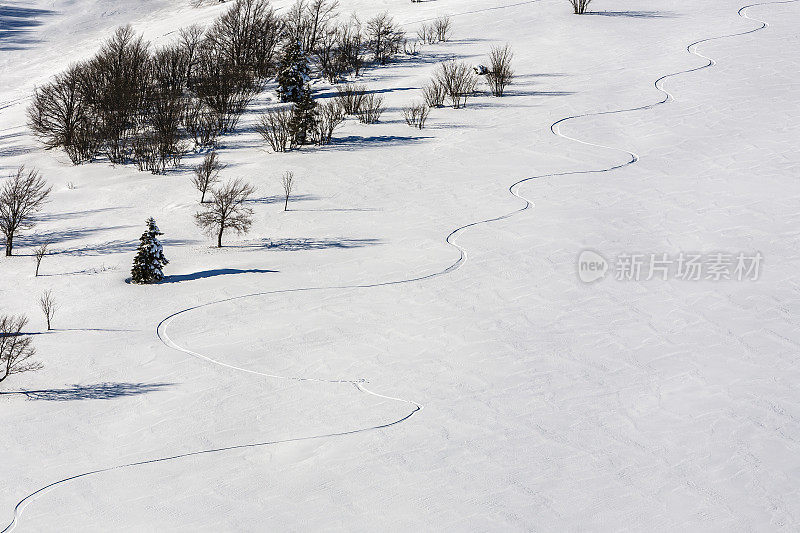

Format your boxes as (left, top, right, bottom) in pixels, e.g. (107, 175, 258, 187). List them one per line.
(5, 235, 12, 256)
(284, 195, 289, 211)
(217, 228, 223, 248)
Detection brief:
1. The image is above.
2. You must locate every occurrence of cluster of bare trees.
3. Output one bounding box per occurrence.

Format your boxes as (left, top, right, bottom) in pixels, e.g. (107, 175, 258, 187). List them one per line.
(416, 16, 452, 44)
(0, 290, 59, 385)
(27, 0, 415, 168)
(28, 0, 277, 172)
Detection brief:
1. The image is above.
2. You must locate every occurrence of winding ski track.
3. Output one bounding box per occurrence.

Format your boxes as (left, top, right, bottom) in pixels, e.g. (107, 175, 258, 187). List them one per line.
(3, 1, 796, 530)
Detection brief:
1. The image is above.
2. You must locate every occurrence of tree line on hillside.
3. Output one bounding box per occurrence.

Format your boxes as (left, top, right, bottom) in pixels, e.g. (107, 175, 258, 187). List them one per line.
(27, 0, 406, 172)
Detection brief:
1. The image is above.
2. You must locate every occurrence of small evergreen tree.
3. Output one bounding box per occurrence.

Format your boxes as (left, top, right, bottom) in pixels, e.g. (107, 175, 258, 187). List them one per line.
(131, 218, 169, 284)
(276, 40, 310, 103)
(290, 85, 318, 146)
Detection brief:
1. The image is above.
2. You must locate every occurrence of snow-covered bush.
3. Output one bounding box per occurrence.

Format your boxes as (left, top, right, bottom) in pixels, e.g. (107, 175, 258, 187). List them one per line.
(276, 39, 311, 104)
(131, 218, 169, 284)
(289, 86, 319, 146)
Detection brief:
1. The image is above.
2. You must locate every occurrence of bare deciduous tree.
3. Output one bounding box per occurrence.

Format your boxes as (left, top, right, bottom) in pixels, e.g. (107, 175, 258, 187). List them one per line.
(194, 178, 255, 247)
(569, 0, 593, 14)
(0, 315, 41, 384)
(27, 64, 92, 165)
(34, 242, 49, 276)
(0, 167, 52, 257)
(39, 290, 58, 331)
(366, 12, 404, 65)
(487, 44, 515, 97)
(281, 171, 295, 211)
(192, 151, 223, 203)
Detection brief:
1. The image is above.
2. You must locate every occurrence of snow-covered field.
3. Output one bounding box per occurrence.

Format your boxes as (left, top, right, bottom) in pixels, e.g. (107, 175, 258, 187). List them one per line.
(2, 0, 799, 530)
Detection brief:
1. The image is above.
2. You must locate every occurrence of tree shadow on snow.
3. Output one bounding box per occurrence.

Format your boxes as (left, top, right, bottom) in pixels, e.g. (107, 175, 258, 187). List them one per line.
(0, 382, 173, 401)
(234, 238, 382, 251)
(161, 268, 277, 283)
(586, 11, 677, 18)
(0, 5, 56, 51)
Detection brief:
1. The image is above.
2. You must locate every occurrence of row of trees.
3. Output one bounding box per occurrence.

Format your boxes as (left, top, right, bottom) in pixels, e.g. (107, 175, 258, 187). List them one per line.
(27, 0, 408, 171)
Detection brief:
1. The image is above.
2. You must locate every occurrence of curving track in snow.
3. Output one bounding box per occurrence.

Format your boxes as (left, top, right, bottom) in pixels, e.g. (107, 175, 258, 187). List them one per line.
(3, 1, 796, 530)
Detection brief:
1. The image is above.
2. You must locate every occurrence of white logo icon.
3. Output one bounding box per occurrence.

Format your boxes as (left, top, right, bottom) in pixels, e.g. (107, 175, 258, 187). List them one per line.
(578, 250, 608, 283)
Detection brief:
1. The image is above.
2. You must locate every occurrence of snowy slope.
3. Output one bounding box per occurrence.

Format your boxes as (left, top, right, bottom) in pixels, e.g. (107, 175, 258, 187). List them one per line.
(1, 0, 800, 530)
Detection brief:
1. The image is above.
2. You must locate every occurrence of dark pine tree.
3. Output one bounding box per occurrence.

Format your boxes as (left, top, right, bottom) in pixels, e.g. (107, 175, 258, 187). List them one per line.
(131, 217, 169, 284)
(276, 40, 310, 103)
(290, 85, 318, 146)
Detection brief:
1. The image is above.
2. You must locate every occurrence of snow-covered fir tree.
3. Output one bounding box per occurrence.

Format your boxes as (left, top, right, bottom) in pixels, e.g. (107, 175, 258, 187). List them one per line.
(131, 217, 169, 284)
(290, 85, 318, 146)
(276, 40, 310, 103)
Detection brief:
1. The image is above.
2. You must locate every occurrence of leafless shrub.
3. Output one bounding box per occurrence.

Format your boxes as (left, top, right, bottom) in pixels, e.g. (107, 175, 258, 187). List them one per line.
(39, 290, 58, 331)
(569, 0, 593, 14)
(416, 23, 437, 45)
(403, 39, 420, 56)
(194, 178, 255, 247)
(433, 60, 478, 109)
(192, 151, 223, 203)
(0, 315, 42, 384)
(34, 243, 49, 277)
(0, 167, 51, 257)
(366, 12, 404, 65)
(281, 171, 295, 211)
(402, 102, 430, 129)
(335, 83, 366, 114)
(255, 107, 293, 152)
(487, 44, 515, 97)
(433, 16, 452, 42)
(357, 93, 384, 124)
(421, 81, 446, 108)
(316, 100, 345, 145)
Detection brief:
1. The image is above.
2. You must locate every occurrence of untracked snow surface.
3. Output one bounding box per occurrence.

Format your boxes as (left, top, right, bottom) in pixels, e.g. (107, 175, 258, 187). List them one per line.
(1, 0, 800, 530)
